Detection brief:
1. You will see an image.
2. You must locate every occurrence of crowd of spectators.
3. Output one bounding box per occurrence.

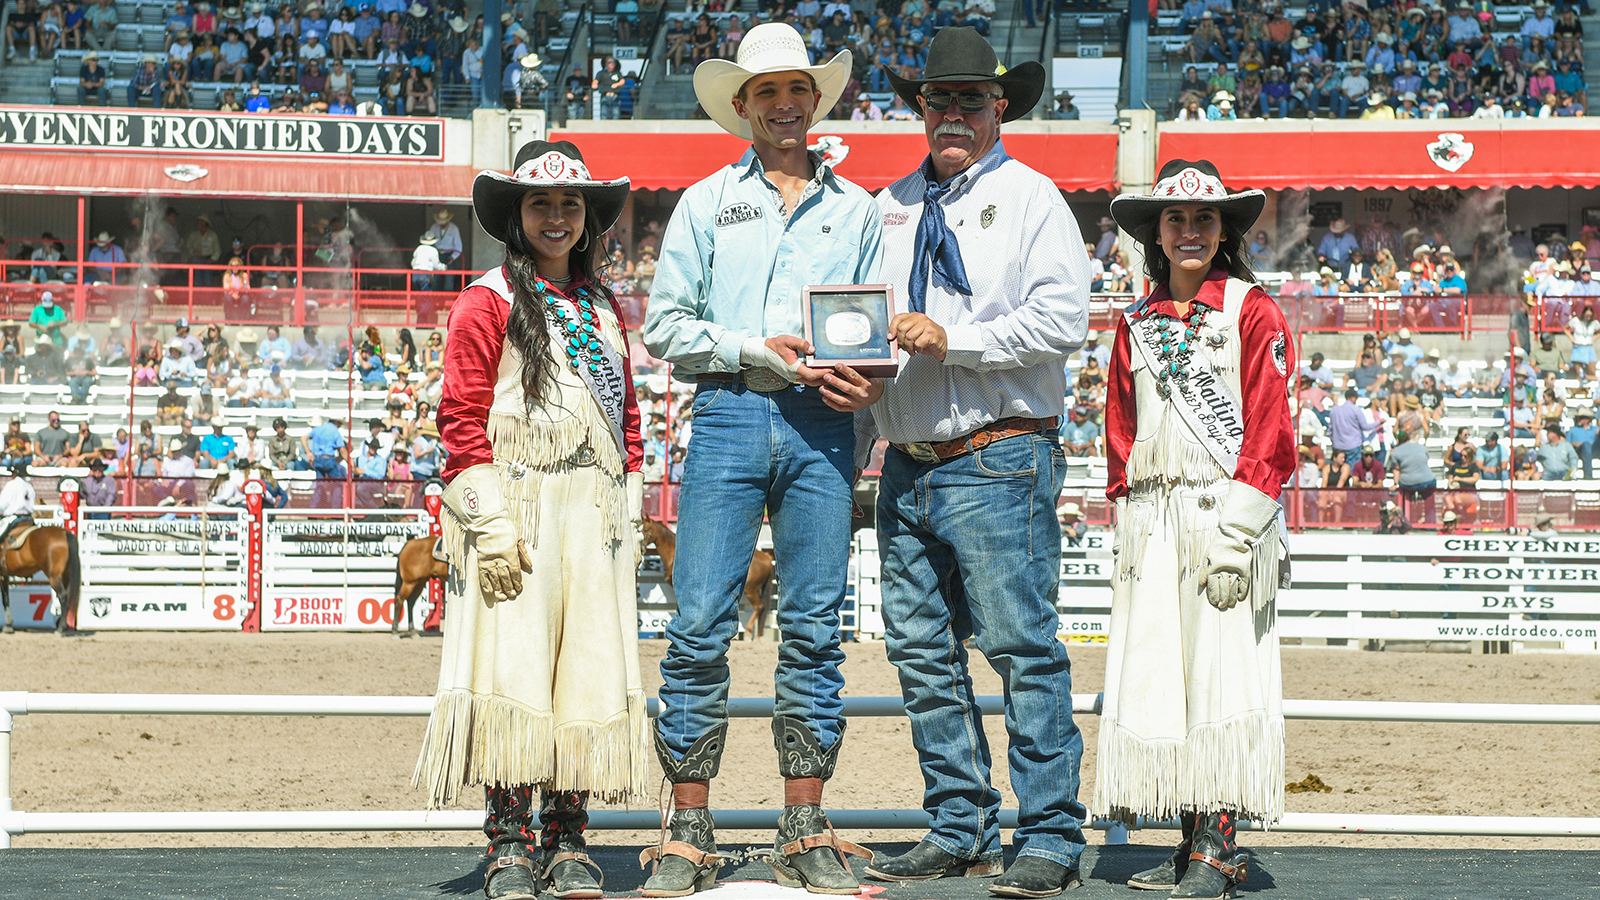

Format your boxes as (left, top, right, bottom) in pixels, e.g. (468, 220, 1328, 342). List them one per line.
(4, 207, 467, 310)
(1166, 0, 1590, 121)
(0, 304, 448, 489)
(17, 0, 492, 115)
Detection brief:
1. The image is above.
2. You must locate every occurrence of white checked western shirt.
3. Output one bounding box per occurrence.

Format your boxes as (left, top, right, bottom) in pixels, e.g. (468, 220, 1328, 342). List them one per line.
(866, 141, 1091, 447)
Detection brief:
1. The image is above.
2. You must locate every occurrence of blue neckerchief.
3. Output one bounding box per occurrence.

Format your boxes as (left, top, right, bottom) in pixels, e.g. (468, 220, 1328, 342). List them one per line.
(908, 158, 972, 314)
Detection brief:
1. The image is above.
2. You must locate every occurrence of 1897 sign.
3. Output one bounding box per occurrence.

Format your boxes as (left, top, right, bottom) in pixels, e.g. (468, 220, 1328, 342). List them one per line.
(0, 106, 443, 159)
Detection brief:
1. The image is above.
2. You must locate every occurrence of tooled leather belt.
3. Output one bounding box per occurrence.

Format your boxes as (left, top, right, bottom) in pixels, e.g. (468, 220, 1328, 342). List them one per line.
(893, 416, 1059, 465)
(696, 370, 794, 392)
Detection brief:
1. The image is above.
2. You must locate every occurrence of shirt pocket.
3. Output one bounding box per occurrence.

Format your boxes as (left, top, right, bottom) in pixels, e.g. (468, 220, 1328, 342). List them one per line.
(810, 228, 864, 285)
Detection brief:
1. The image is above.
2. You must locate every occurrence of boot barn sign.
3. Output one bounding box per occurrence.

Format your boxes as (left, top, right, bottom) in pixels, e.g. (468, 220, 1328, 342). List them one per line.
(0, 105, 443, 160)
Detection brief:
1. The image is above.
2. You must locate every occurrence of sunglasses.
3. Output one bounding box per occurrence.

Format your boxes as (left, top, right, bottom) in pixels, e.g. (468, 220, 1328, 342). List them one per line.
(921, 88, 999, 113)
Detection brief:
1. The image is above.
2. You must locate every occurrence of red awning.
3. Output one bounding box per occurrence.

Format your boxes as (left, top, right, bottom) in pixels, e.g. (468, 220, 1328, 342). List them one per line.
(1160, 121, 1600, 191)
(0, 151, 478, 202)
(550, 125, 1120, 192)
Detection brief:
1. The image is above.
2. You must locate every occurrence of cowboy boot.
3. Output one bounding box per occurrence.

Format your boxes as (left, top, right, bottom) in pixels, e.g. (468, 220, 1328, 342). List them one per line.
(539, 790, 605, 899)
(640, 724, 727, 898)
(483, 785, 539, 900)
(769, 716, 873, 895)
(1126, 813, 1196, 891)
(1172, 812, 1248, 900)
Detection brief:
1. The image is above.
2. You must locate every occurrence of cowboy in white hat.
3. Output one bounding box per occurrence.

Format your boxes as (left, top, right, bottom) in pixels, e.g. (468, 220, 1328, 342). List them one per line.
(1057, 500, 1087, 545)
(421, 207, 462, 291)
(642, 21, 880, 897)
(858, 26, 1087, 897)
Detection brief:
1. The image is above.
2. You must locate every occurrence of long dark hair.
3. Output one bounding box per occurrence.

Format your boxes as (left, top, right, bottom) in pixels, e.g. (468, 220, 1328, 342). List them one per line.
(1138, 214, 1257, 288)
(501, 200, 613, 412)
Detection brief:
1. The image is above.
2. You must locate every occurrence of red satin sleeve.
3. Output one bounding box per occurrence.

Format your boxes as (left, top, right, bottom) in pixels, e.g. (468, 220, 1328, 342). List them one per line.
(604, 292, 644, 474)
(1104, 314, 1137, 502)
(439, 285, 506, 483)
(1234, 286, 1298, 500)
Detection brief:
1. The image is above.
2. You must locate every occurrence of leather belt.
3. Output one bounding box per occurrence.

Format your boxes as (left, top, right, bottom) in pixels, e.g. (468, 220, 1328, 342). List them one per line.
(696, 369, 794, 392)
(893, 416, 1058, 465)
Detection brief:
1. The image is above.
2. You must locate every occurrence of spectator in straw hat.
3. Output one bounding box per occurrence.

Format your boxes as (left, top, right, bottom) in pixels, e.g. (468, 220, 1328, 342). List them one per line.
(423, 208, 463, 290)
(1058, 501, 1086, 546)
(643, 22, 879, 896)
(87, 230, 126, 285)
(1094, 215, 1118, 264)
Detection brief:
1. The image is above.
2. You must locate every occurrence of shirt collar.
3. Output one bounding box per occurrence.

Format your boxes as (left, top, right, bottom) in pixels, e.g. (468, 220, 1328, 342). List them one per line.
(737, 147, 838, 192)
(918, 139, 1010, 201)
(1134, 267, 1231, 319)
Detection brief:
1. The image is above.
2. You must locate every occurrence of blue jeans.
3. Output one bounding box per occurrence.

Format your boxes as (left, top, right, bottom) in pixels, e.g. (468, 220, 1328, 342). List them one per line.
(657, 383, 854, 758)
(876, 433, 1087, 867)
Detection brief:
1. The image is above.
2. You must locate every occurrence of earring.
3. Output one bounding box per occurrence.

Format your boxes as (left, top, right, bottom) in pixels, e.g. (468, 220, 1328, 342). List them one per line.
(577, 231, 590, 252)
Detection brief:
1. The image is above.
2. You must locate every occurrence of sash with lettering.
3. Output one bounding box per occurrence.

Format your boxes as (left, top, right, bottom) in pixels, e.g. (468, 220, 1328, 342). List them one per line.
(1123, 282, 1247, 475)
(470, 267, 627, 456)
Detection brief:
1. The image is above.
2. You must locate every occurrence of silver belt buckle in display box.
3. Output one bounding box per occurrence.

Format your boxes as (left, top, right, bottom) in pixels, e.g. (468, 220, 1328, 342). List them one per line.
(743, 368, 792, 392)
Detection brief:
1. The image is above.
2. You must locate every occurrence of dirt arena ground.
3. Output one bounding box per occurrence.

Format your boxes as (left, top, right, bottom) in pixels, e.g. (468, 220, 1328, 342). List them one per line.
(3, 633, 1598, 851)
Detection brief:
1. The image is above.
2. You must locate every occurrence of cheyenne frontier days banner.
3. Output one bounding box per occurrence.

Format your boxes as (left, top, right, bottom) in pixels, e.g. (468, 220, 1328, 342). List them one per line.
(0, 106, 443, 159)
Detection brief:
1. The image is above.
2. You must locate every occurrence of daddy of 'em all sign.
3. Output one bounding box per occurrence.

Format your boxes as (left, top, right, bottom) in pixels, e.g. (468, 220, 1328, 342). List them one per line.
(0, 105, 443, 160)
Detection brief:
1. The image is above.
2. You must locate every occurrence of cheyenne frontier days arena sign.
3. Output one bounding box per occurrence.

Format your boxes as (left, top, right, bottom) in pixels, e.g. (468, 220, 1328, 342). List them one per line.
(0, 106, 443, 159)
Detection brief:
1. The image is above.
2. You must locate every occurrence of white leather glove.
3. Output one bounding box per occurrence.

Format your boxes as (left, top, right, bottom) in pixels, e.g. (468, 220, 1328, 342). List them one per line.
(1201, 482, 1281, 612)
(627, 471, 645, 524)
(441, 464, 532, 605)
(739, 336, 803, 379)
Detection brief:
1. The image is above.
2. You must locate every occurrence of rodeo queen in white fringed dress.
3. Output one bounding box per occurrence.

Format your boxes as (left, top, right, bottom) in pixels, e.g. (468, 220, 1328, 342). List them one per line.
(413, 140, 651, 900)
(1095, 159, 1297, 900)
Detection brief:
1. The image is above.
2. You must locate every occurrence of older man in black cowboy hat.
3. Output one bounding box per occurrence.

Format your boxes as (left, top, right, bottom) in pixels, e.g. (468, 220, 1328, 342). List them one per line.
(859, 26, 1092, 898)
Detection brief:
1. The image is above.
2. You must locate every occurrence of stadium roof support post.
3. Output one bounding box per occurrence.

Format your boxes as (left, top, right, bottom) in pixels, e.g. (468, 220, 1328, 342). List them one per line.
(1127, 0, 1149, 114)
(294, 203, 308, 326)
(73, 198, 87, 325)
(482, 0, 504, 110)
(1115, 109, 1157, 296)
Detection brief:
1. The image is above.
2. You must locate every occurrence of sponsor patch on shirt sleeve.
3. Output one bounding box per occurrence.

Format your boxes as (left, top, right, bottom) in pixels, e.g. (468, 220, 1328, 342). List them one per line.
(1271, 332, 1289, 377)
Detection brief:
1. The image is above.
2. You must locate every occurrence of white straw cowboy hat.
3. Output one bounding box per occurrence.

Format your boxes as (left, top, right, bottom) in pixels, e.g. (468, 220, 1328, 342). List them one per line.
(1109, 158, 1265, 240)
(693, 23, 851, 141)
(473, 140, 630, 246)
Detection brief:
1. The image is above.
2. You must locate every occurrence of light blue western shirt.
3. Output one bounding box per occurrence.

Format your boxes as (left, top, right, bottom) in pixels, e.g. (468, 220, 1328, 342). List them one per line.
(644, 148, 884, 374)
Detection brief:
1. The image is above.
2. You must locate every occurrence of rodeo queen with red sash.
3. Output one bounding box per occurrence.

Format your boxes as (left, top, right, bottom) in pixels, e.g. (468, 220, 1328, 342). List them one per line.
(1097, 159, 1296, 900)
(414, 140, 650, 900)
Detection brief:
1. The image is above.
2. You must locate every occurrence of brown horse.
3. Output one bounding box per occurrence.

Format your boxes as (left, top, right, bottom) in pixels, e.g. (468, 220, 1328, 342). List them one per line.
(0, 526, 82, 635)
(392, 535, 447, 638)
(641, 517, 777, 639)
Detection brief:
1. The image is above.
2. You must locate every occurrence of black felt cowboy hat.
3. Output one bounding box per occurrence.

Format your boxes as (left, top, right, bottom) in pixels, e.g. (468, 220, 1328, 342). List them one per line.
(473, 140, 630, 246)
(1109, 158, 1265, 240)
(884, 26, 1045, 123)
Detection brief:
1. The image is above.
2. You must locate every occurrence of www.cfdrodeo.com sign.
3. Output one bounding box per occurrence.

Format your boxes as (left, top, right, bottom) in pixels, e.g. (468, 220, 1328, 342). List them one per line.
(0, 106, 443, 160)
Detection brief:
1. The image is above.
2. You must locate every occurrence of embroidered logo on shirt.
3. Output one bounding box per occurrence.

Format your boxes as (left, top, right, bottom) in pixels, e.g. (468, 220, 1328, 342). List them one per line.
(883, 211, 911, 227)
(715, 202, 763, 227)
(1271, 332, 1289, 377)
(980, 205, 996, 229)
(462, 486, 479, 513)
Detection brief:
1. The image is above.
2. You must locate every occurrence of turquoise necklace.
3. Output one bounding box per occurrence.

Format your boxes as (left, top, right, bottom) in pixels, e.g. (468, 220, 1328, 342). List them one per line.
(535, 278, 605, 376)
(1152, 304, 1211, 400)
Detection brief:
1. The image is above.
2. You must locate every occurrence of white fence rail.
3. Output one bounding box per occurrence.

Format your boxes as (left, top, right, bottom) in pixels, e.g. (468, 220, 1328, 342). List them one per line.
(4, 691, 1599, 848)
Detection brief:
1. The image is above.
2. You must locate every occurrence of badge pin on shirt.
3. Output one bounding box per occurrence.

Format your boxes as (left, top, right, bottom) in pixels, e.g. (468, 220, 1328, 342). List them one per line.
(980, 205, 996, 229)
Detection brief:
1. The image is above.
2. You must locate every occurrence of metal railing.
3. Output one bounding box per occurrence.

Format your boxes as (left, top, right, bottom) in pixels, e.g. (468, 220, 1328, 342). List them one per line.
(4, 691, 1599, 847)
